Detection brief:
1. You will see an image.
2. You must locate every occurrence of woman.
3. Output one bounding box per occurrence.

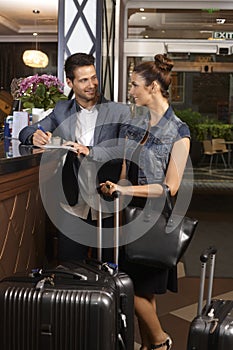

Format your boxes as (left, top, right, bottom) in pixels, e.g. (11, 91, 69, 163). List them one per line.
(100, 54, 190, 350)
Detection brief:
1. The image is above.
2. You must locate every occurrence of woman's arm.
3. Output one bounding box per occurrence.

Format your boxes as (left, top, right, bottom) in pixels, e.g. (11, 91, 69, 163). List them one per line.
(164, 137, 190, 196)
(100, 137, 190, 197)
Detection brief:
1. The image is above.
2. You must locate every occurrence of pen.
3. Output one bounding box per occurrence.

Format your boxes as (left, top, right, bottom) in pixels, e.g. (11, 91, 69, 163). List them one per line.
(38, 124, 47, 134)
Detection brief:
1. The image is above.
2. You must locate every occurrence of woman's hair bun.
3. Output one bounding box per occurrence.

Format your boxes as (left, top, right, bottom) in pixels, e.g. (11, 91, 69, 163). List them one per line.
(154, 54, 173, 72)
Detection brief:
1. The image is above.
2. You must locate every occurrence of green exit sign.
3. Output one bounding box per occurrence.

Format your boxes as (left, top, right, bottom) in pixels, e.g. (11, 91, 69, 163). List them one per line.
(214, 32, 233, 39)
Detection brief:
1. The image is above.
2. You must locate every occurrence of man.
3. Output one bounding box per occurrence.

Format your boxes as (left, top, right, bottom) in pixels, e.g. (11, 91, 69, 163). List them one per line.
(19, 53, 131, 262)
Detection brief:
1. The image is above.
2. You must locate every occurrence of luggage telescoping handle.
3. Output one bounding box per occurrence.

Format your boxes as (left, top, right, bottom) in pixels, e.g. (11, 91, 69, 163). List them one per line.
(113, 190, 121, 266)
(33, 268, 88, 281)
(97, 187, 121, 267)
(197, 246, 217, 316)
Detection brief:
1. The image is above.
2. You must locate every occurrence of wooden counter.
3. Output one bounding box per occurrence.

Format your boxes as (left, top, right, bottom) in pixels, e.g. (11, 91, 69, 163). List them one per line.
(0, 139, 46, 279)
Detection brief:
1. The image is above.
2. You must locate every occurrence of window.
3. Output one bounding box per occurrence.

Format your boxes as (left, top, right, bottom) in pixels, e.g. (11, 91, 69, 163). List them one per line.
(171, 72, 184, 103)
(127, 8, 233, 40)
(126, 57, 185, 104)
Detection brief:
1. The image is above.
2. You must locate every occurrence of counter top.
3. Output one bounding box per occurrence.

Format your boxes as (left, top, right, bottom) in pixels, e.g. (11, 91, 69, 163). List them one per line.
(0, 138, 43, 175)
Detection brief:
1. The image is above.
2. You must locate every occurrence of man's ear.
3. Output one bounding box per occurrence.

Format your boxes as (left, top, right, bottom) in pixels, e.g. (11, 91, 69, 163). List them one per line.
(66, 78, 73, 88)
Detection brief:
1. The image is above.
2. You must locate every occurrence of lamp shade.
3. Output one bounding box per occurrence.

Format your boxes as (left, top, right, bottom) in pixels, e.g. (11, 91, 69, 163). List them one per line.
(22, 50, 49, 68)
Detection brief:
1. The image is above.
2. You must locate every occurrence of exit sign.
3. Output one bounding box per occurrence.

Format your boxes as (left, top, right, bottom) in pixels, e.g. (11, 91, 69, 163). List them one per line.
(214, 32, 233, 39)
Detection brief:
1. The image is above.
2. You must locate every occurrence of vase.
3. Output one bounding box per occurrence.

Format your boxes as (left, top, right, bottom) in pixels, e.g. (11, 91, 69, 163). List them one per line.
(32, 108, 44, 123)
(32, 108, 53, 123)
(43, 108, 53, 118)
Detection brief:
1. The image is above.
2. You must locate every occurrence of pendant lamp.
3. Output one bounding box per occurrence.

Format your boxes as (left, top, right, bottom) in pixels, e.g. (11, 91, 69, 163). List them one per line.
(23, 49, 49, 68)
(22, 9, 49, 68)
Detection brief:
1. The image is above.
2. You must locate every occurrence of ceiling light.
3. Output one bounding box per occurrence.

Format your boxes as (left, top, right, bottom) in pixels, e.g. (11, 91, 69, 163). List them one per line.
(22, 50, 49, 68)
(140, 8, 145, 12)
(22, 10, 49, 68)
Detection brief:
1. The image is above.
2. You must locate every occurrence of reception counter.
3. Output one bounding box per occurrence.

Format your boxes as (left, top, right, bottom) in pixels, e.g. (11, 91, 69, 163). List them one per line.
(0, 139, 46, 279)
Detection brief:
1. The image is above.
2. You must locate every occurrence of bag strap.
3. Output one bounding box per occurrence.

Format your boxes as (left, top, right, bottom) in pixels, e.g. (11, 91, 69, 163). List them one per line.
(161, 184, 174, 216)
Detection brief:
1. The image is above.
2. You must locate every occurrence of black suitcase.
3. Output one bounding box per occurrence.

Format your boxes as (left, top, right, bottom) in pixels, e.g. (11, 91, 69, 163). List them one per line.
(0, 191, 134, 350)
(187, 247, 233, 350)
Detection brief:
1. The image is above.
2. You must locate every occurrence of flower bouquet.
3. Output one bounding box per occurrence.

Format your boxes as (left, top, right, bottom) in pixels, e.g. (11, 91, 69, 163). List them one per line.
(12, 74, 68, 111)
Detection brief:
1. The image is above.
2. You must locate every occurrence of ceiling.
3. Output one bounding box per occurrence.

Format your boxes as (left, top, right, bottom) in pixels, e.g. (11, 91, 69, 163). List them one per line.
(0, 0, 58, 41)
(0, 1, 233, 42)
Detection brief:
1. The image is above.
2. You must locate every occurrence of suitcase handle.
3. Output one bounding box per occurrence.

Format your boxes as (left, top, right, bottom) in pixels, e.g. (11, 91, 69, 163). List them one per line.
(97, 187, 121, 266)
(200, 246, 217, 263)
(111, 190, 120, 198)
(41, 268, 88, 281)
(97, 186, 120, 199)
(197, 246, 217, 316)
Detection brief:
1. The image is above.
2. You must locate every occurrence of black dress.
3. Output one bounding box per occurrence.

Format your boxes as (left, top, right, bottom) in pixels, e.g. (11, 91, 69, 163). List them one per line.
(119, 145, 178, 297)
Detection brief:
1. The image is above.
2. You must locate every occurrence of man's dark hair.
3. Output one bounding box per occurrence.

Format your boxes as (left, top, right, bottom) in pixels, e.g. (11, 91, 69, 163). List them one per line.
(64, 53, 95, 81)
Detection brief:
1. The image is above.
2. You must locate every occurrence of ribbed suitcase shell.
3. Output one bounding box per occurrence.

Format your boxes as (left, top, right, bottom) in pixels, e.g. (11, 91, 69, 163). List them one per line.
(187, 247, 233, 350)
(0, 264, 134, 350)
(187, 299, 233, 350)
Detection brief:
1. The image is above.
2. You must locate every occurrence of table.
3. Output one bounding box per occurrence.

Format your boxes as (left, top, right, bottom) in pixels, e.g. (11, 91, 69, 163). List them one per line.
(218, 140, 233, 167)
(223, 141, 233, 167)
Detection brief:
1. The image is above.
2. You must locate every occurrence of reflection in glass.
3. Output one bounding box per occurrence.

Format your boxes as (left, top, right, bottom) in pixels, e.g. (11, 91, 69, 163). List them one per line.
(127, 8, 233, 40)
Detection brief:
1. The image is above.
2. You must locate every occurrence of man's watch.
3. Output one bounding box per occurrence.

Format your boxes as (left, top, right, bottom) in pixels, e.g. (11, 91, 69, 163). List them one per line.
(27, 134, 34, 145)
(86, 146, 94, 159)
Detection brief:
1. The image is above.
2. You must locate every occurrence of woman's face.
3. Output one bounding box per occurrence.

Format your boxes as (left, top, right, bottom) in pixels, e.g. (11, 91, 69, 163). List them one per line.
(129, 72, 152, 106)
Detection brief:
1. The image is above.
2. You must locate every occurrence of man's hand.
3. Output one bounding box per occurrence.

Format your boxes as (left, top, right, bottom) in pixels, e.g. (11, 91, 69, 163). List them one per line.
(63, 141, 90, 156)
(32, 130, 52, 147)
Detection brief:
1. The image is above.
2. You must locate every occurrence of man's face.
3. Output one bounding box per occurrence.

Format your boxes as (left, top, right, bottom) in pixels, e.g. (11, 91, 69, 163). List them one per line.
(66, 65, 98, 105)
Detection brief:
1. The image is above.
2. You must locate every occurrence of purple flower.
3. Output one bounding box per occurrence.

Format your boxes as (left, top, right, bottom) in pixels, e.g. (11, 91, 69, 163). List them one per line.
(19, 74, 65, 95)
(17, 74, 67, 110)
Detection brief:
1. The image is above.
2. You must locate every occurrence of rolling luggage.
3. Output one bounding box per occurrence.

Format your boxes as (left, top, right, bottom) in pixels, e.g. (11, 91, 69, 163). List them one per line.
(0, 191, 134, 350)
(187, 246, 233, 350)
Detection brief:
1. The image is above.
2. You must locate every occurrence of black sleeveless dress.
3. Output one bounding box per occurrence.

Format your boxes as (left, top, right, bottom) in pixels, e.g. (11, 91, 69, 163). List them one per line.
(119, 145, 178, 296)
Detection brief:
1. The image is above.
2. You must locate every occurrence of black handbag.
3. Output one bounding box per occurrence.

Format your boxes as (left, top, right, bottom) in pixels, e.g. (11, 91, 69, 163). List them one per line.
(124, 185, 198, 269)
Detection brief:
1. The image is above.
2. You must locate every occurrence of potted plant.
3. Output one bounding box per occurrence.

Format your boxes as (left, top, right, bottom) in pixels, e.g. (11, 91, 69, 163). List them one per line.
(11, 74, 68, 115)
(175, 108, 233, 165)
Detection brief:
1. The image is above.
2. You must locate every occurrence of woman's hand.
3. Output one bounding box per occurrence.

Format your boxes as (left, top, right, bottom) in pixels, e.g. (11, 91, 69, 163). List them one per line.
(99, 181, 122, 196)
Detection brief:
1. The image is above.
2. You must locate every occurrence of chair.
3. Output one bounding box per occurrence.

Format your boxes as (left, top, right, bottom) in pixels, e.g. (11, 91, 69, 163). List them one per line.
(212, 138, 231, 168)
(202, 139, 229, 169)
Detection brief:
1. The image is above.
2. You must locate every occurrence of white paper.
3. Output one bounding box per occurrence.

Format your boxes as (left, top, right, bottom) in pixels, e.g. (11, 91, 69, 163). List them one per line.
(42, 144, 77, 152)
(12, 111, 28, 139)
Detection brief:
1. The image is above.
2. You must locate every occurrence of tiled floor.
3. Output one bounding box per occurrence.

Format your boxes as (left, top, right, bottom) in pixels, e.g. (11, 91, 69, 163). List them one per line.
(47, 164, 232, 350)
(134, 166, 233, 349)
(133, 265, 233, 350)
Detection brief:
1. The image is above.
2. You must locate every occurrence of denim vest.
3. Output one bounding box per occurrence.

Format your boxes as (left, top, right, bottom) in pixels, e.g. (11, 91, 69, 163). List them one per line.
(124, 106, 190, 185)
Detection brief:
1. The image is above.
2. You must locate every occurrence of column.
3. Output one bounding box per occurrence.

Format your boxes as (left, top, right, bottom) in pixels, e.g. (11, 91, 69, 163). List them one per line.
(57, 0, 116, 100)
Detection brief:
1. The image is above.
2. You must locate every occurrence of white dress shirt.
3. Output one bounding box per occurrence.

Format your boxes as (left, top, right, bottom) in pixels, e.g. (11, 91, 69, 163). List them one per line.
(75, 105, 98, 146)
(61, 105, 108, 220)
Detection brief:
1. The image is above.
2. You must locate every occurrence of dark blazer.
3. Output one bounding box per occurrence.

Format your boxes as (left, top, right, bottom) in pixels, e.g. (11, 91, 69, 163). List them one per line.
(19, 96, 131, 205)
